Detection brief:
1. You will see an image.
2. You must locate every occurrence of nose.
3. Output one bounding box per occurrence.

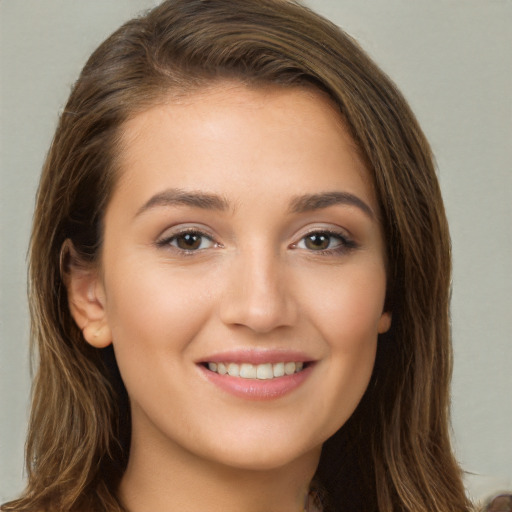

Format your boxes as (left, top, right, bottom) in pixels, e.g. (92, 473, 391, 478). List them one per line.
(218, 247, 298, 334)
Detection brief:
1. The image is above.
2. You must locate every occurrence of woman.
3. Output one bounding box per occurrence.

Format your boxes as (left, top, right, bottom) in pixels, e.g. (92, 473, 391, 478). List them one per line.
(1, 0, 473, 511)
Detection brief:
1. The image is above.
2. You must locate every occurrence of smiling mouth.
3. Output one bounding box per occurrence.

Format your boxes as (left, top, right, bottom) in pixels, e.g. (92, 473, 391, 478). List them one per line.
(204, 361, 307, 380)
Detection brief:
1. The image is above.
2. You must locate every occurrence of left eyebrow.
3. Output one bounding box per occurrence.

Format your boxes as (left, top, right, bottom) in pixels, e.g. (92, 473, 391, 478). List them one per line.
(135, 188, 230, 218)
(288, 192, 375, 219)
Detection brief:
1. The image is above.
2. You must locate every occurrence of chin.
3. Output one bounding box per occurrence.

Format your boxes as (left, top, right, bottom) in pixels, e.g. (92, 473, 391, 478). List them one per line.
(196, 428, 324, 473)
(210, 446, 320, 473)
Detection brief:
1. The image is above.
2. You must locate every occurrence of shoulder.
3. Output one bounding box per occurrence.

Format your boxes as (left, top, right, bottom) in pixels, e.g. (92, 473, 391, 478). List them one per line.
(482, 493, 512, 511)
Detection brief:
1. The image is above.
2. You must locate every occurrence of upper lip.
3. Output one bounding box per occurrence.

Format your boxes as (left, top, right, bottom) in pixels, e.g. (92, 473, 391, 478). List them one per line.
(197, 349, 315, 365)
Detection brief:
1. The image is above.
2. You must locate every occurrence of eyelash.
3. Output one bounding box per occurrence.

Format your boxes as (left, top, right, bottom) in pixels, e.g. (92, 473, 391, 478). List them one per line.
(156, 229, 218, 254)
(292, 229, 357, 256)
(156, 228, 357, 256)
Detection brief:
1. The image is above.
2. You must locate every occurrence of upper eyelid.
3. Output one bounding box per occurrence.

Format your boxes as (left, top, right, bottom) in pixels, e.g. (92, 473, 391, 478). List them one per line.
(294, 225, 353, 241)
(157, 225, 216, 241)
(295, 231, 350, 246)
(300, 229, 347, 240)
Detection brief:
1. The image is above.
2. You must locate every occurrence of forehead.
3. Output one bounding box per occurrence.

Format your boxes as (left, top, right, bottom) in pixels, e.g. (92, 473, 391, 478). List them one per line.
(111, 82, 376, 213)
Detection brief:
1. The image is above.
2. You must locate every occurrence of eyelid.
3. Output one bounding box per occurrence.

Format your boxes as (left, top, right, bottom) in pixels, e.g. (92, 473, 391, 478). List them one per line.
(295, 233, 342, 250)
(156, 223, 215, 240)
(292, 224, 353, 243)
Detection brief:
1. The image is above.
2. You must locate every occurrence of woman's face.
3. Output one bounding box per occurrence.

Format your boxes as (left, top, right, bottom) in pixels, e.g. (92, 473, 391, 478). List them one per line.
(76, 83, 390, 471)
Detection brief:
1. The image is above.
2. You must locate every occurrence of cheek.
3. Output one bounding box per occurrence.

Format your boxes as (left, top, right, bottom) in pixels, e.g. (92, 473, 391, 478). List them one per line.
(301, 263, 385, 429)
(102, 260, 223, 426)
(103, 257, 216, 361)
(305, 261, 387, 344)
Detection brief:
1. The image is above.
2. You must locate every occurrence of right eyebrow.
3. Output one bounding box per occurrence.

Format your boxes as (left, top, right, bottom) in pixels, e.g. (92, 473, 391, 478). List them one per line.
(135, 188, 231, 218)
(289, 191, 375, 220)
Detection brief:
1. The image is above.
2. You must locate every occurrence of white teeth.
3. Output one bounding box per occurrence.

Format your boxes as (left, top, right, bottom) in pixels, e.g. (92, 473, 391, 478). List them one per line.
(207, 361, 305, 379)
(256, 363, 273, 380)
(227, 363, 240, 377)
(284, 362, 296, 375)
(240, 363, 257, 379)
(273, 362, 285, 377)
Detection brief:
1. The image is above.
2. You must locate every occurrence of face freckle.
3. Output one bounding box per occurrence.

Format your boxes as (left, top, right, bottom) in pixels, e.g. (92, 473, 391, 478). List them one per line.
(94, 82, 390, 472)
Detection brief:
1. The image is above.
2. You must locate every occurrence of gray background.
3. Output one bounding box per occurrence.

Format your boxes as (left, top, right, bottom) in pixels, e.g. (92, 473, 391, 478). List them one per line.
(1, 0, 511, 505)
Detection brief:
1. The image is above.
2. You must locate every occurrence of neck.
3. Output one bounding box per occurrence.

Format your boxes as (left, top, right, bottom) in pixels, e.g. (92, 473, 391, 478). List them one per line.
(119, 416, 321, 512)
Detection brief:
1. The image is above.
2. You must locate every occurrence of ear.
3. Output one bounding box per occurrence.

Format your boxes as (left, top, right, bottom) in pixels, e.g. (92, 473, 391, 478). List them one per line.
(61, 241, 112, 348)
(377, 311, 392, 334)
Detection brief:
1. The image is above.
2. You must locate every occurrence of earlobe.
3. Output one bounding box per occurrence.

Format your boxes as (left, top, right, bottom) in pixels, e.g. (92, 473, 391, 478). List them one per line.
(81, 322, 112, 348)
(378, 311, 392, 334)
(62, 241, 112, 348)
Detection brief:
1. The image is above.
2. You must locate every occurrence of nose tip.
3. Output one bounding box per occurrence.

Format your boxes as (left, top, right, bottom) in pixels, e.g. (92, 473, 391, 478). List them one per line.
(218, 255, 297, 334)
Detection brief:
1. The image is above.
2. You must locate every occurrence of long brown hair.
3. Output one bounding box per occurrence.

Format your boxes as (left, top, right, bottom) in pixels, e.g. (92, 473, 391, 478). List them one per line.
(2, 1, 471, 511)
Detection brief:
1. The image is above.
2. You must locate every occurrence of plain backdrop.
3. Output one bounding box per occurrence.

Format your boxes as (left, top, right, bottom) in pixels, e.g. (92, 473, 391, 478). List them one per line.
(1, 0, 511, 505)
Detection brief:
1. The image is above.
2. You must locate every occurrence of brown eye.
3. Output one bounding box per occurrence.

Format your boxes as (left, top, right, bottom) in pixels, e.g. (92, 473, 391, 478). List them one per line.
(303, 233, 332, 251)
(295, 230, 355, 254)
(162, 231, 216, 252)
(175, 233, 203, 250)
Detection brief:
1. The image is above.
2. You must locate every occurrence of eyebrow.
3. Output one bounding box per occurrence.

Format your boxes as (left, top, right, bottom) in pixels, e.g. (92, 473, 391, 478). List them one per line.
(289, 192, 375, 219)
(135, 188, 374, 220)
(135, 188, 230, 217)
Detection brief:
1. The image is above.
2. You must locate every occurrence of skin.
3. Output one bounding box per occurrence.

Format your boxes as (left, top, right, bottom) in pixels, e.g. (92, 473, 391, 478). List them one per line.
(68, 83, 391, 512)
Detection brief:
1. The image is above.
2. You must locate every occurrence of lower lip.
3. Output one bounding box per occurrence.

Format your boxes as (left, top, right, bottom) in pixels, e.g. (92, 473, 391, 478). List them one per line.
(198, 364, 314, 400)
